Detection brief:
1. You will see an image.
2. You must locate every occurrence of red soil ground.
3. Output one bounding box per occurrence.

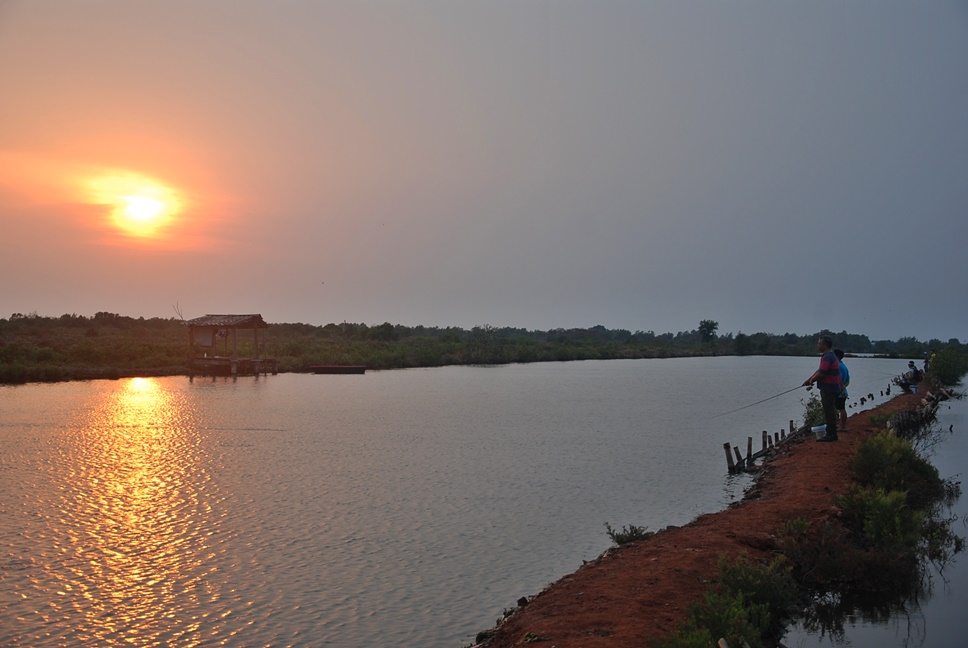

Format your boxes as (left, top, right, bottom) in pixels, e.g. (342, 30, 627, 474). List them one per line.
(477, 389, 927, 648)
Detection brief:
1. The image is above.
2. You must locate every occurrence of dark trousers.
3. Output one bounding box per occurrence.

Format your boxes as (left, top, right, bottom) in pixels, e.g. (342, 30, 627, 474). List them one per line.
(820, 390, 839, 439)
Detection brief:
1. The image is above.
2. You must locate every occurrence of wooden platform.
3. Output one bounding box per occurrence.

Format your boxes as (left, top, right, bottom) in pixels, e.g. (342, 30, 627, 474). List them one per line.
(191, 357, 278, 376)
(310, 365, 366, 375)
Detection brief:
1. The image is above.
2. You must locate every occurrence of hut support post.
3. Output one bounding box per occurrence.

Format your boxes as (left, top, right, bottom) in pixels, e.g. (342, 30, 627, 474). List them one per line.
(230, 325, 239, 375)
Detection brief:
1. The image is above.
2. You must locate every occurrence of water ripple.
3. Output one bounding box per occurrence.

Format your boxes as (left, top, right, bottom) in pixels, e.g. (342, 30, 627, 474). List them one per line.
(2, 359, 926, 647)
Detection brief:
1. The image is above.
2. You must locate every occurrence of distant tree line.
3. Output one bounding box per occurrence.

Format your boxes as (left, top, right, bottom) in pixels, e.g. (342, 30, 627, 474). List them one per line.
(1, 312, 964, 384)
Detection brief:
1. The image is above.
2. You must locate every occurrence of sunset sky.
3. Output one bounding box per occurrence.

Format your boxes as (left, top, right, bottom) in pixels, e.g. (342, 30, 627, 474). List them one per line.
(2, 1, 966, 342)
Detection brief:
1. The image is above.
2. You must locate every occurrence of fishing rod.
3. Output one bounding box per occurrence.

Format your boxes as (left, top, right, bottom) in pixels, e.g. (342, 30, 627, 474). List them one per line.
(710, 384, 807, 419)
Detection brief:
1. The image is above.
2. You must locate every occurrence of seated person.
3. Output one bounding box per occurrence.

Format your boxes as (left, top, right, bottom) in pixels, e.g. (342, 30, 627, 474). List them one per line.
(898, 361, 923, 393)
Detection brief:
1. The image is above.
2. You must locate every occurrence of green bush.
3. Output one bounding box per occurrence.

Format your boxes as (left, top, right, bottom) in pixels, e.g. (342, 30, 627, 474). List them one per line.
(0, 362, 28, 383)
(801, 392, 825, 428)
(852, 432, 945, 509)
(653, 591, 769, 648)
(926, 348, 968, 387)
(718, 554, 798, 622)
(651, 555, 797, 648)
(775, 519, 858, 590)
(604, 522, 654, 546)
(837, 486, 922, 553)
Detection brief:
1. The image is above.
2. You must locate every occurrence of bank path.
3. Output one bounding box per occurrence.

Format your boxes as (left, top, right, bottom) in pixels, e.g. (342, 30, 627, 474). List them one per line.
(475, 389, 926, 647)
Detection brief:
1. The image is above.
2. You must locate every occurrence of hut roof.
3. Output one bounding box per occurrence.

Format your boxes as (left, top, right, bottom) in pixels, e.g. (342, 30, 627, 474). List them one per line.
(186, 314, 269, 329)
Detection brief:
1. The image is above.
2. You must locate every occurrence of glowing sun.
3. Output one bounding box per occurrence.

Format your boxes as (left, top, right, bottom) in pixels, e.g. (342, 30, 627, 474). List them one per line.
(86, 172, 184, 237)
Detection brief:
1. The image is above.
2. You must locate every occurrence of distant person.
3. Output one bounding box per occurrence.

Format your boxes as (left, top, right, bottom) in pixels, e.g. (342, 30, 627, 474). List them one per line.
(896, 360, 921, 393)
(905, 360, 923, 393)
(803, 335, 841, 441)
(834, 349, 850, 431)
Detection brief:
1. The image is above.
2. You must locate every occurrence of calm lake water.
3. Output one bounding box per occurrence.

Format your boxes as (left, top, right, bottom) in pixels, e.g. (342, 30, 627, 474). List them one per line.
(1, 356, 959, 647)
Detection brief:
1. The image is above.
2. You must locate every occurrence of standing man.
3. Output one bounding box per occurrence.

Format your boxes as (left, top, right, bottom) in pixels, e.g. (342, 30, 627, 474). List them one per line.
(834, 348, 850, 432)
(803, 335, 841, 441)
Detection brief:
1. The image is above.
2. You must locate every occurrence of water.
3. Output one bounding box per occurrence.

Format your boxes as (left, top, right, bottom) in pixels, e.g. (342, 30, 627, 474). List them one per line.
(0, 356, 938, 647)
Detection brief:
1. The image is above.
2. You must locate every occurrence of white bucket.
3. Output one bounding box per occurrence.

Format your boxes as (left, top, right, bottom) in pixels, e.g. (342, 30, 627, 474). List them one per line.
(811, 424, 827, 440)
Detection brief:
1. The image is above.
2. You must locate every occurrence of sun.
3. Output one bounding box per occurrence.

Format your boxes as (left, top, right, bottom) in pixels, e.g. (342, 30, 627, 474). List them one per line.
(85, 171, 184, 238)
(123, 195, 164, 222)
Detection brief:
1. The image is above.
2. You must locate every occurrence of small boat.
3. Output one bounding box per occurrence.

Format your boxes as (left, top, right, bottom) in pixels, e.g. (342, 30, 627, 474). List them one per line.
(310, 365, 366, 375)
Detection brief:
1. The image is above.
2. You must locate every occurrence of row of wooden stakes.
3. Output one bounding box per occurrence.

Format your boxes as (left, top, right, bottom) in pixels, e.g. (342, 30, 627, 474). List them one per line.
(723, 419, 802, 474)
(723, 384, 956, 473)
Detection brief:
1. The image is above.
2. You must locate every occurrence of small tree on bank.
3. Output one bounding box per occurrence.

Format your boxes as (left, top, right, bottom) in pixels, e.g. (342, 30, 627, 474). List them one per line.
(699, 319, 719, 344)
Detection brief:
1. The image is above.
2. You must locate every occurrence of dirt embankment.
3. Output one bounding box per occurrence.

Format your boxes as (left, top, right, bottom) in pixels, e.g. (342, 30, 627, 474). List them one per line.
(477, 390, 926, 648)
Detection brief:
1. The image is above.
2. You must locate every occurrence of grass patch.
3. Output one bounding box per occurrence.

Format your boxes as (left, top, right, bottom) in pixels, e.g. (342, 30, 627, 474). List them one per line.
(652, 556, 794, 648)
(604, 522, 654, 546)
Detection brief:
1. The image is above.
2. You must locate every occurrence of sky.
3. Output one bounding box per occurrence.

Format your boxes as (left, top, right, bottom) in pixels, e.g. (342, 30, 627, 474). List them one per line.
(1, 1, 966, 342)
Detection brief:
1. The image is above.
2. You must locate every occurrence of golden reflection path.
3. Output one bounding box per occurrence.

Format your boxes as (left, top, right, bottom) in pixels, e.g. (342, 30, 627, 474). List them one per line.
(45, 378, 220, 646)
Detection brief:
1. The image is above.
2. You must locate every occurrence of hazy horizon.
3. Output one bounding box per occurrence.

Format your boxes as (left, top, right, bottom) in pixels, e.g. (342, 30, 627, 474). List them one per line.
(2, 2, 966, 342)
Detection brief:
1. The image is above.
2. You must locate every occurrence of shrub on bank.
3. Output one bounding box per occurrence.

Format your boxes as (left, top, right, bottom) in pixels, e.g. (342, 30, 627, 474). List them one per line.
(927, 347, 968, 387)
(652, 555, 796, 648)
(800, 392, 825, 428)
(651, 590, 768, 648)
(0, 362, 28, 383)
(852, 431, 945, 509)
(604, 522, 654, 545)
(717, 554, 799, 623)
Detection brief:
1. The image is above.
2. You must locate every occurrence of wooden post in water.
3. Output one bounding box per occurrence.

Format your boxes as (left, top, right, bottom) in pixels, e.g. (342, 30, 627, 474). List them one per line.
(732, 446, 744, 470)
(762, 430, 769, 452)
(187, 325, 194, 377)
(724, 442, 736, 472)
(790, 420, 795, 437)
(230, 324, 238, 376)
(746, 437, 753, 465)
(774, 432, 780, 446)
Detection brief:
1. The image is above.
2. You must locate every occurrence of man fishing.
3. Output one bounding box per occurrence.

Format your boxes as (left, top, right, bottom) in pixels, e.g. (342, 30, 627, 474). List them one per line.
(802, 335, 841, 441)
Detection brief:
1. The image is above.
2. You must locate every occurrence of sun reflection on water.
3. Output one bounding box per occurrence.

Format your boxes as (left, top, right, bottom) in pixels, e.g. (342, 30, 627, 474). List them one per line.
(46, 377, 216, 646)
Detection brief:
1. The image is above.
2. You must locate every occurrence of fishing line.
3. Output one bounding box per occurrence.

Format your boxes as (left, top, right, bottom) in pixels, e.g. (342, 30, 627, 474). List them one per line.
(869, 370, 904, 379)
(710, 385, 807, 419)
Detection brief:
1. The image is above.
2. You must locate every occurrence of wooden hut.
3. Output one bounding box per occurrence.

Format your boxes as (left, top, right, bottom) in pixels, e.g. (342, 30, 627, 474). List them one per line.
(186, 314, 278, 376)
